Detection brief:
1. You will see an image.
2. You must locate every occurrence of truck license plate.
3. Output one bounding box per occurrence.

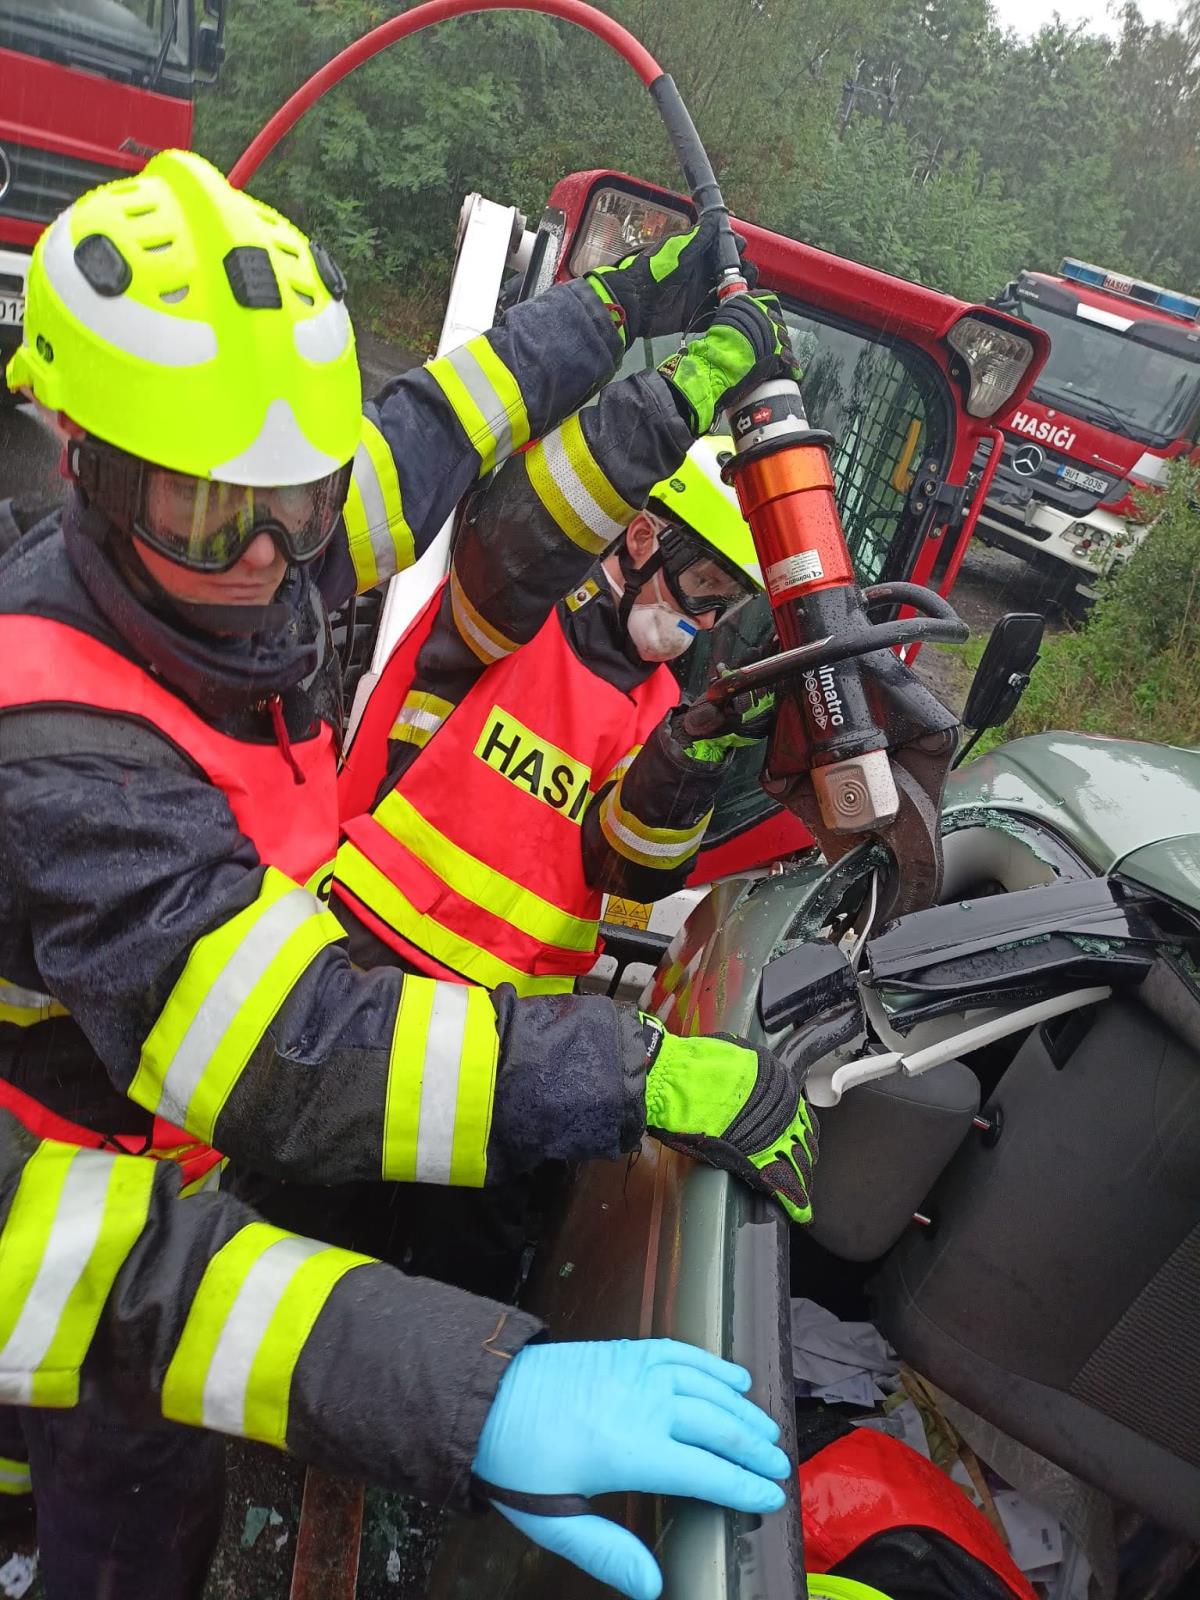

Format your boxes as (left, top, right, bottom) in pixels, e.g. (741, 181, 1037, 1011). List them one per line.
(1057, 463, 1107, 495)
(0, 293, 24, 328)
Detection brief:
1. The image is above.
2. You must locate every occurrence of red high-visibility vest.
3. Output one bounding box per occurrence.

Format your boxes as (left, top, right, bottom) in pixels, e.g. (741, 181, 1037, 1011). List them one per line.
(0, 614, 339, 1187)
(336, 602, 679, 995)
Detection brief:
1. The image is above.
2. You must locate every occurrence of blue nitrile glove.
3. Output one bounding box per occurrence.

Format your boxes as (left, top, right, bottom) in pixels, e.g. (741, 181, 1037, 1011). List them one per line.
(472, 1338, 790, 1600)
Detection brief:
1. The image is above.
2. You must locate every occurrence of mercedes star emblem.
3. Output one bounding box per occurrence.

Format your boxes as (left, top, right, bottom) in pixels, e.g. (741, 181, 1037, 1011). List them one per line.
(0, 145, 11, 206)
(1012, 443, 1045, 478)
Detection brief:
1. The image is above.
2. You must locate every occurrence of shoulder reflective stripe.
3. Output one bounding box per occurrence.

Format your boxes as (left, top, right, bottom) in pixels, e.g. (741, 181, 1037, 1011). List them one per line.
(0, 1456, 30, 1495)
(0, 1144, 154, 1407)
(334, 844, 571, 997)
(599, 782, 712, 870)
(388, 689, 454, 748)
(449, 566, 519, 666)
(373, 790, 598, 953)
(343, 417, 415, 592)
(525, 414, 636, 556)
(0, 977, 68, 1029)
(383, 979, 498, 1186)
(162, 1222, 371, 1448)
(130, 868, 345, 1143)
(427, 337, 530, 476)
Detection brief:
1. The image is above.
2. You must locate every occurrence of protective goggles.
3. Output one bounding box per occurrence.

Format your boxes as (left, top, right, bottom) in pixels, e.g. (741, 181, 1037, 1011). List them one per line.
(643, 510, 756, 618)
(68, 439, 352, 574)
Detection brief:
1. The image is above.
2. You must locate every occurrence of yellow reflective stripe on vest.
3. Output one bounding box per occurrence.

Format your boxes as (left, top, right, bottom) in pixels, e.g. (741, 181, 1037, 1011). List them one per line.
(599, 779, 712, 871)
(0, 1455, 30, 1495)
(334, 843, 572, 997)
(162, 1222, 371, 1448)
(389, 689, 454, 750)
(0, 977, 68, 1029)
(449, 566, 519, 666)
(343, 417, 415, 592)
(427, 337, 530, 476)
(374, 790, 598, 954)
(382, 977, 498, 1186)
(525, 413, 636, 556)
(130, 868, 346, 1145)
(0, 1144, 154, 1408)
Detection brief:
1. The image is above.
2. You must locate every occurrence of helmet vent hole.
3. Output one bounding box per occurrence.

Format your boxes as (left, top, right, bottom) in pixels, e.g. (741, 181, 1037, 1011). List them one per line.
(292, 287, 314, 306)
(142, 239, 173, 253)
(125, 204, 155, 218)
(159, 287, 189, 304)
(277, 243, 301, 259)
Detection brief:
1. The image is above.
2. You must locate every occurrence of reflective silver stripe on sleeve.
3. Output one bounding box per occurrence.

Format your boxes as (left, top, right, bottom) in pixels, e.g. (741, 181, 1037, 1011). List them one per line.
(200, 1235, 329, 1434)
(540, 429, 628, 549)
(0, 1151, 111, 1406)
(449, 346, 514, 463)
(155, 888, 324, 1128)
(415, 984, 470, 1185)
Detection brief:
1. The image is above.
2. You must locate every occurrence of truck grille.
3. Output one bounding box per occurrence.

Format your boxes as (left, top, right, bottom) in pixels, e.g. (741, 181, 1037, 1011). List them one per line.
(0, 140, 122, 228)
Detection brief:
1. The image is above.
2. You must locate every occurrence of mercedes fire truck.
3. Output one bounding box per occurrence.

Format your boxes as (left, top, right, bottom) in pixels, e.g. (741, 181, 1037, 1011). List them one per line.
(976, 258, 1200, 605)
(0, 0, 225, 402)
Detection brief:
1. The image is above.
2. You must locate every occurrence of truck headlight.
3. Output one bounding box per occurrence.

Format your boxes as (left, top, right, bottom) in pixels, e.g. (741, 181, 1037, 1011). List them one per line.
(568, 185, 693, 277)
(946, 316, 1036, 418)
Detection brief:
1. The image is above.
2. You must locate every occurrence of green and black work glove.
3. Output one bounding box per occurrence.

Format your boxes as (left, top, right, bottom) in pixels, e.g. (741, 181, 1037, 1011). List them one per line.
(641, 1017, 818, 1224)
(659, 292, 797, 436)
(587, 212, 756, 344)
(671, 687, 776, 764)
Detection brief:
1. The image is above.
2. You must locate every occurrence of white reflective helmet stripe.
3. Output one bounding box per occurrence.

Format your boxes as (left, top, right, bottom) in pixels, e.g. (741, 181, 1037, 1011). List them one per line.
(130, 868, 346, 1144)
(43, 217, 218, 368)
(162, 1222, 372, 1448)
(211, 397, 342, 487)
(293, 299, 352, 364)
(427, 336, 531, 476)
(0, 1144, 154, 1408)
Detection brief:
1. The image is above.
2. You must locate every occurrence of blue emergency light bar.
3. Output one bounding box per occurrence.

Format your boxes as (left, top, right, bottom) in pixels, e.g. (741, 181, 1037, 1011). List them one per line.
(1060, 258, 1200, 323)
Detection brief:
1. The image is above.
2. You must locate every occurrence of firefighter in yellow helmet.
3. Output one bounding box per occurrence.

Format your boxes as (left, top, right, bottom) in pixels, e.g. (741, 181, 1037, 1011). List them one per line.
(335, 434, 776, 1001)
(0, 151, 812, 1596)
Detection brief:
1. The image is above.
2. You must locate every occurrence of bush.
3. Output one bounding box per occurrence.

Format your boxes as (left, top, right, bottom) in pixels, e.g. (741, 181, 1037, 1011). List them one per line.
(990, 463, 1200, 751)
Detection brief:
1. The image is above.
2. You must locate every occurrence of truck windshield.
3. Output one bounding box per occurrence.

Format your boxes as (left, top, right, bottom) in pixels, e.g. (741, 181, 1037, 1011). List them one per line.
(1017, 294, 1200, 445)
(0, 0, 190, 74)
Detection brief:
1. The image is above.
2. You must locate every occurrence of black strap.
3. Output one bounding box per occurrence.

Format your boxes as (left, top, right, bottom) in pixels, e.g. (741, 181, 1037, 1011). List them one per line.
(471, 1475, 593, 1517)
(0, 708, 197, 774)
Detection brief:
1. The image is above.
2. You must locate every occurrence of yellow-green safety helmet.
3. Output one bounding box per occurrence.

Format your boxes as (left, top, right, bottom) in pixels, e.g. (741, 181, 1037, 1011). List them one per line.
(5, 149, 361, 486)
(807, 1577, 895, 1600)
(648, 434, 762, 591)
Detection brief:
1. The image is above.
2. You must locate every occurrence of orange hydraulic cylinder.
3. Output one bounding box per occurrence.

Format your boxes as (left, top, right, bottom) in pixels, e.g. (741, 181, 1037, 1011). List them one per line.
(729, 444, 854, 606)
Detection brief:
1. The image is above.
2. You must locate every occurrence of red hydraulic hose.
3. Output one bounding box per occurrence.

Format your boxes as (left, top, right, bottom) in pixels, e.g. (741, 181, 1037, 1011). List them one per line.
(228, 0, 662, 189)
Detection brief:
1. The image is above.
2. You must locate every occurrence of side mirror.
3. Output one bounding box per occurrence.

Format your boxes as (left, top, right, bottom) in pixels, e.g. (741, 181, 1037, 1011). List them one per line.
(195, 0, 225, 82)
(987, 280, 1021, 315)
(962, 612, 1044, 732)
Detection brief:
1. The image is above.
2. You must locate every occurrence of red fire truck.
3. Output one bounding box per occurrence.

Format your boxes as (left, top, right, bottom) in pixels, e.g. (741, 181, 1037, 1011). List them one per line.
(0, 0, 225, 401)
(976, 258, 1200, 605)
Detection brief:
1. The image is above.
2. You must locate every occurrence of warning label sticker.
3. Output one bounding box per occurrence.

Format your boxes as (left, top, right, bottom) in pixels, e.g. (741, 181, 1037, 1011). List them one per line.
(765, 550, 824, 596)
(604, 896, 653, 930)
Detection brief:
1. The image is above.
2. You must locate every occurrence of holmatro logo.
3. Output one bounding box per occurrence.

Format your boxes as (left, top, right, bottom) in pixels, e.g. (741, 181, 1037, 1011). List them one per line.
(474, 706, 594, 822)
(803, 666, 845, 730)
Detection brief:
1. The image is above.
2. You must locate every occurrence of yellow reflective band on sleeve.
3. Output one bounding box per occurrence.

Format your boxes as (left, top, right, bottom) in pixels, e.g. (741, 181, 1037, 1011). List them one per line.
(129, 868, 346, 1145)
(598, 779, 712, 871)
(0, 977, 68, 1029)
(162, 1222, 372, 1449)
(342, 417, 415, 593)
(389, 689, 455, 750)
(601, 745, 643, 792)
(334, 843, 573, 997)
(373, 790, 598, 954)
(427, 335, 531, 477)
(0, 1455, 30, 1495)
(382, 977, 498, 1186)
(0, 1144, 154, 1408)
(449, 566, 519, 666)
(525, 413, 636, 557)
